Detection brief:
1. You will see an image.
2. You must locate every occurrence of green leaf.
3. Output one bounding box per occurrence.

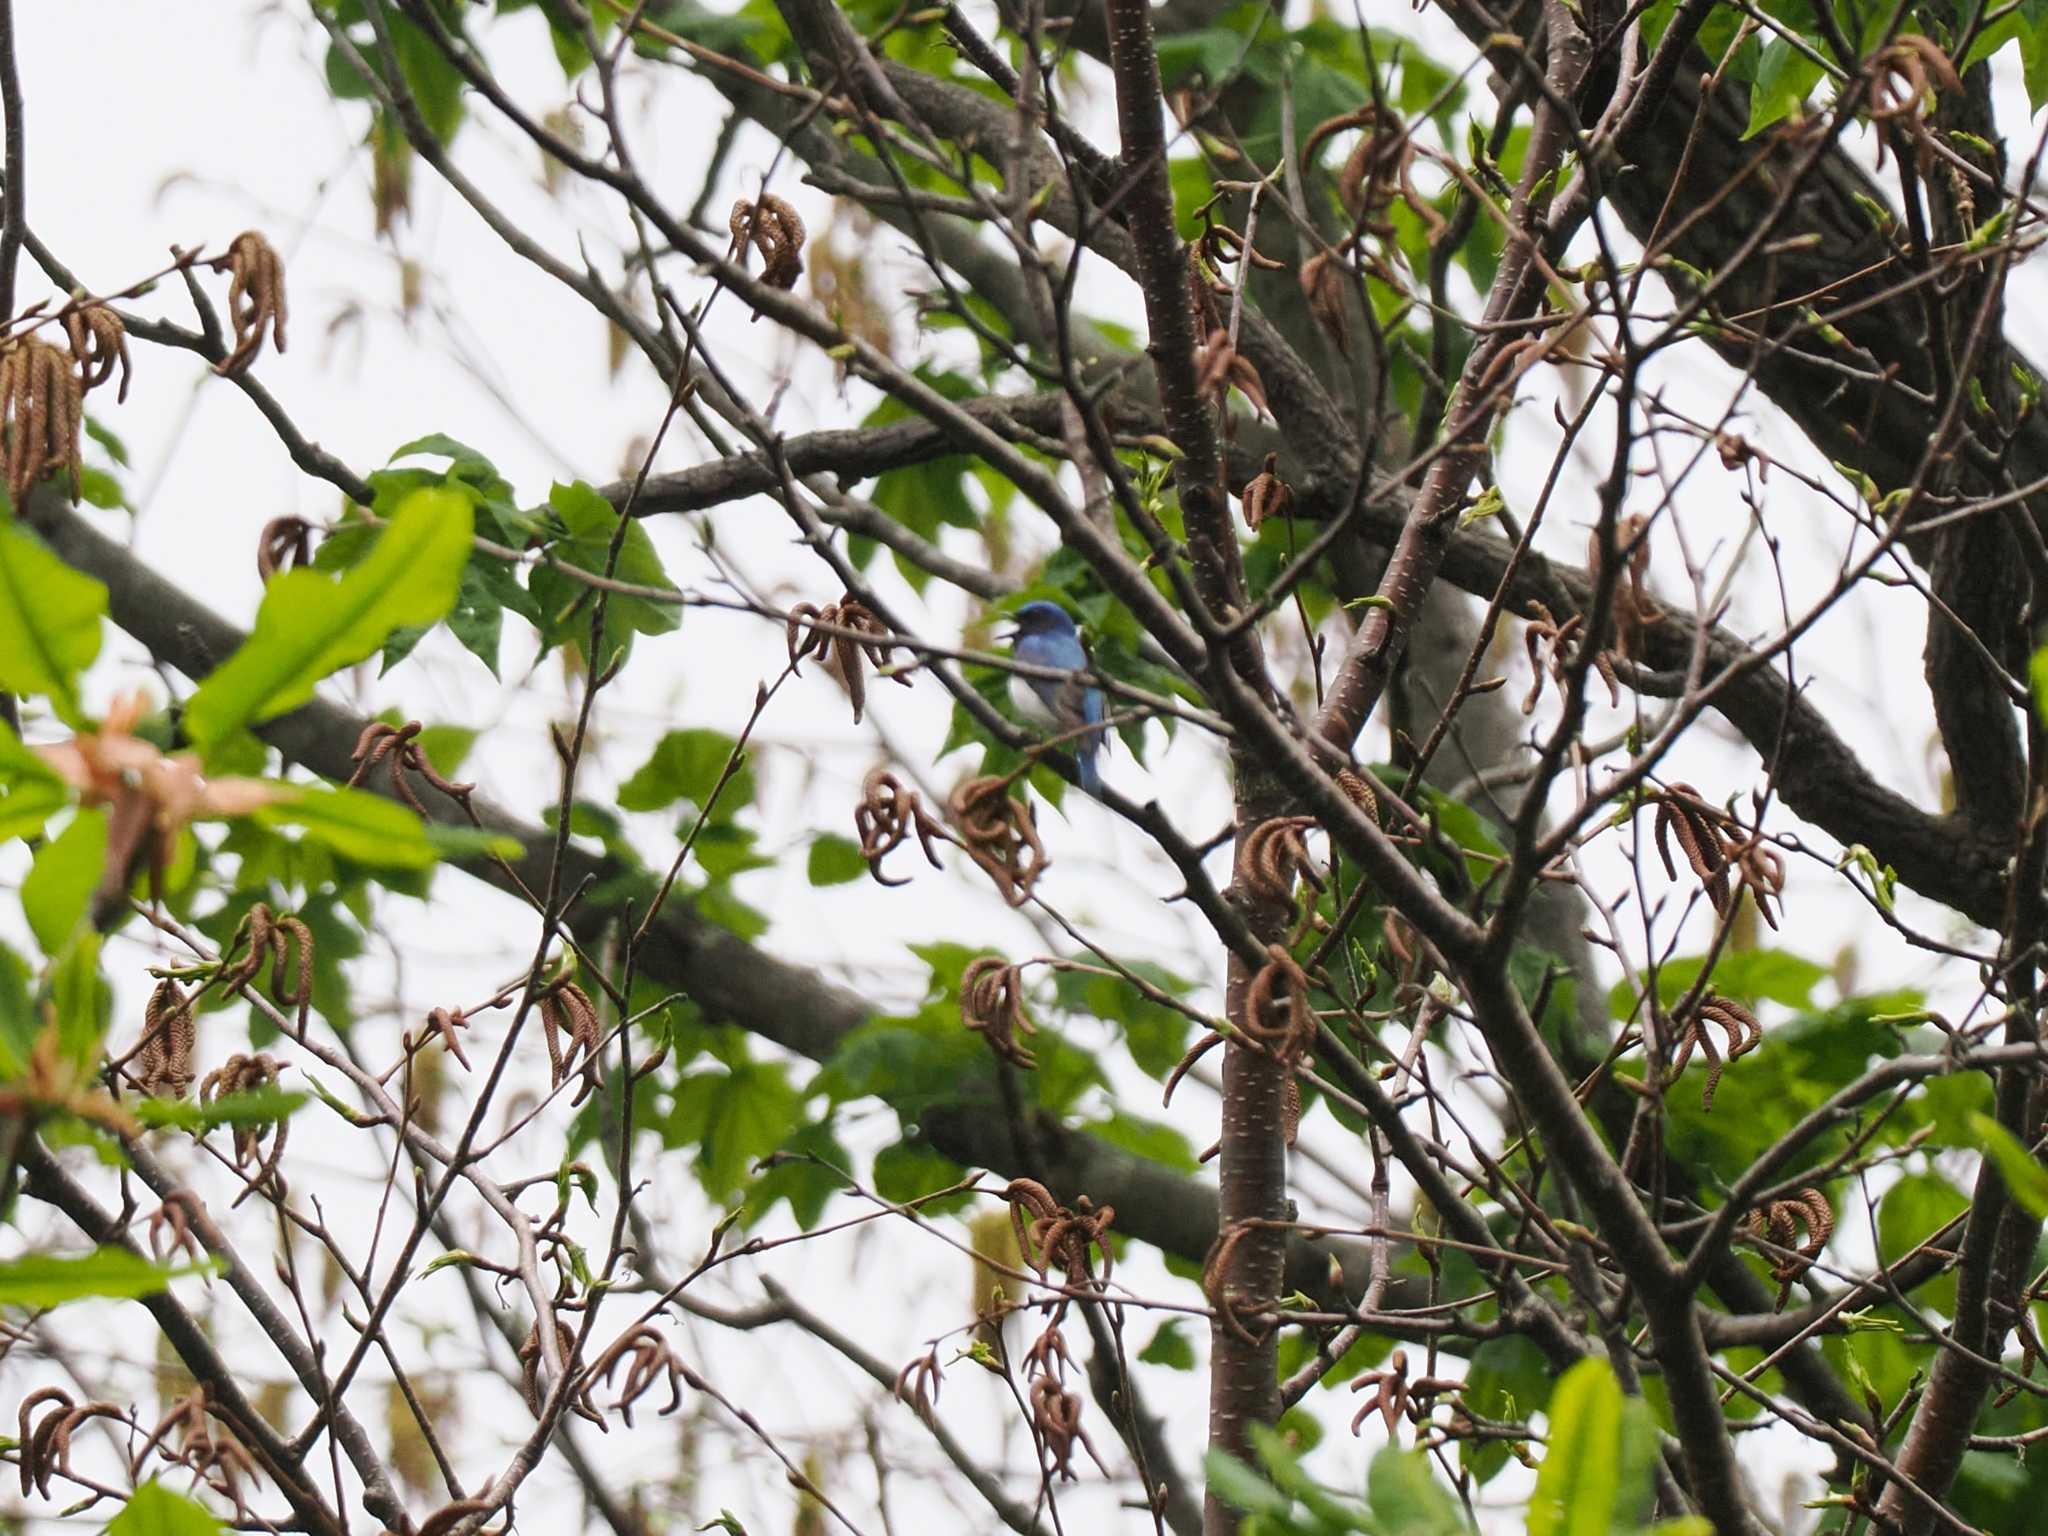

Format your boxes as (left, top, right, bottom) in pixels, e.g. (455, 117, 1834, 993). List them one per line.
(1079, 1110, 1197, 1171)
(421, 822, 524, 862)
(1137, 1319, 1196, 1370)
(0, 1248, 211, 1308)
(252, 785, 439, 869)
(806, 833, 868, 885)
(1607, 948, 1827, 1018)
(1744, 36, 1825, 138)
(1965, 1112, 2048, 1217)
(664, 1062, 802, 1200)
(133, 1086, 307, 1133)
(1367, 1448, 1470, 1534)
(106, 1480, 226, 1536)
(23, 809, 109, 953)
(527, 480, 681, 665)
(0, 521, 106, 723)
(46, 929, 108, 1068)
(617, 728, 753, 820)
(0, 723, 68, 841)
(184, 488, 474, 748)
(0, 942, 32, 1076)
(1203, 1451, 1296, 1520)
(1528, 1358, 1624, 1536)
(413, 724, 477, 777)
(872, 1138, 968, 1207)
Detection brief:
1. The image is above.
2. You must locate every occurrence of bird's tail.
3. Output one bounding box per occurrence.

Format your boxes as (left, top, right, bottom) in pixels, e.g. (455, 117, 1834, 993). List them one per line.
(1076, 743, 1104, 798)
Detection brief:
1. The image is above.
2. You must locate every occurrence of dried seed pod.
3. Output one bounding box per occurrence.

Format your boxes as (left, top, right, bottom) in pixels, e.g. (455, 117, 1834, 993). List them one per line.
(1744, 1188, 1834, 1285)
(949, 775, 1049, 906)
(63, 301, 132, 401)
(217, 904, 316, 1023)
(257, 515, 315, 582)
(584, 1324, 685, 1427)
(1030, 1373, 1109, 1481)
(1520, 601, 1618, 711)
(1300, 249, 1352, 353)
(0, 334, 83, 506)
(538, 980, 604, 1106)
(17, 1389, 129, 1502)
(1239, 816, 1323, 915)
(518, 1318, 601, 1424)
(348, 719, 476, 816)
(1002, 1178, 1114, 1285)
(1729, 833, 1787, 930)
(1648, 784, 1738, 916)
(1666, 993, 1763, 1110)
(894, 1346, 943, 1421)
(1304, 105, 1444, 244)
(1193, 327, 1271, 418)
(853, 766, 951, 886)
(1240, 452, 1293, 532)
(198, 1053, 290, 1204)
(960, 956, 1038, 1068)
(787, 596, 912, 723)
(131, 1385, 262, 1520)
(208, 231, 288, 377)
(1590, 512, 1661, 663)
(729, 195, 806, 292)
(137, 979, 197, 1099)
(145, 1190, 207, 1266)
(1243, 943, 1316, 1066)
(1348, 1350, 1461, 1441)
(1333, 766, 1380, 823)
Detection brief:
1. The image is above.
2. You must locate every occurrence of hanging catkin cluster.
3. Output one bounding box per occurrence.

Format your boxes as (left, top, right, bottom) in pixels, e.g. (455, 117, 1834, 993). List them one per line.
(208, 230, 288, 376)
(63, 301, 131, 402)
(0, 335, 81, 507)
(728, 196, 806, 292)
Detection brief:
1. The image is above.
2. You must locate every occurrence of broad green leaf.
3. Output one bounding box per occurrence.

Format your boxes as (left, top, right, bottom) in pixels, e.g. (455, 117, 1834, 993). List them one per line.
(133, 1086, 307, 1133)
(46, 929, 109, 1068)
(106, 1480, 226, 1536)
(1367, 1448, 1470, 1534)
(0, 942, 31, 1076)
(618, 728, 753, 819)
(872, 1138, 969, 1208)
(413, 723, 477, 776)
(664, 1062, 802, 1199)
(0, 521, 106, 723)
(0, 723, 68, 841)
(184, 488, 473, 748)
(1137, 1319, 1196, 1370)
(1878, 1172, 1969, 1312)
(1078, 1110, 1197, 1171)
(1202, 1451, 1296, 1520)
(1966, 1112, 2048, 1217)
(0, 1248, 208, 1308)
(806, 833, 867, 885)
(1608, 948, 1827, 1019)
(421, 823, 525, 862)
(1744, 36, 1825, 138)
(527, 480, 680, 665)
(253, 786, 439, 869)
(23, 808, 108, 953)
(1528, 1358, 1623, 1536)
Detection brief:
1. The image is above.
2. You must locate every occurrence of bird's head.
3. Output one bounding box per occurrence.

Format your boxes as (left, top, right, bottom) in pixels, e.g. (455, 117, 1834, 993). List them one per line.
(1005, 600, 1079, 642)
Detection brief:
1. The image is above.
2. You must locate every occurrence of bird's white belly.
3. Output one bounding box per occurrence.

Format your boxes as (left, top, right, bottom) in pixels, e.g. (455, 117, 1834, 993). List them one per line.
(1009, 672, 1063, 730)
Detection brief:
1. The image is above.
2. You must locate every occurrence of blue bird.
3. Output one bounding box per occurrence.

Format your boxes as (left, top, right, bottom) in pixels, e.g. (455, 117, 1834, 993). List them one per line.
(1004, 601, 1106, 796)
